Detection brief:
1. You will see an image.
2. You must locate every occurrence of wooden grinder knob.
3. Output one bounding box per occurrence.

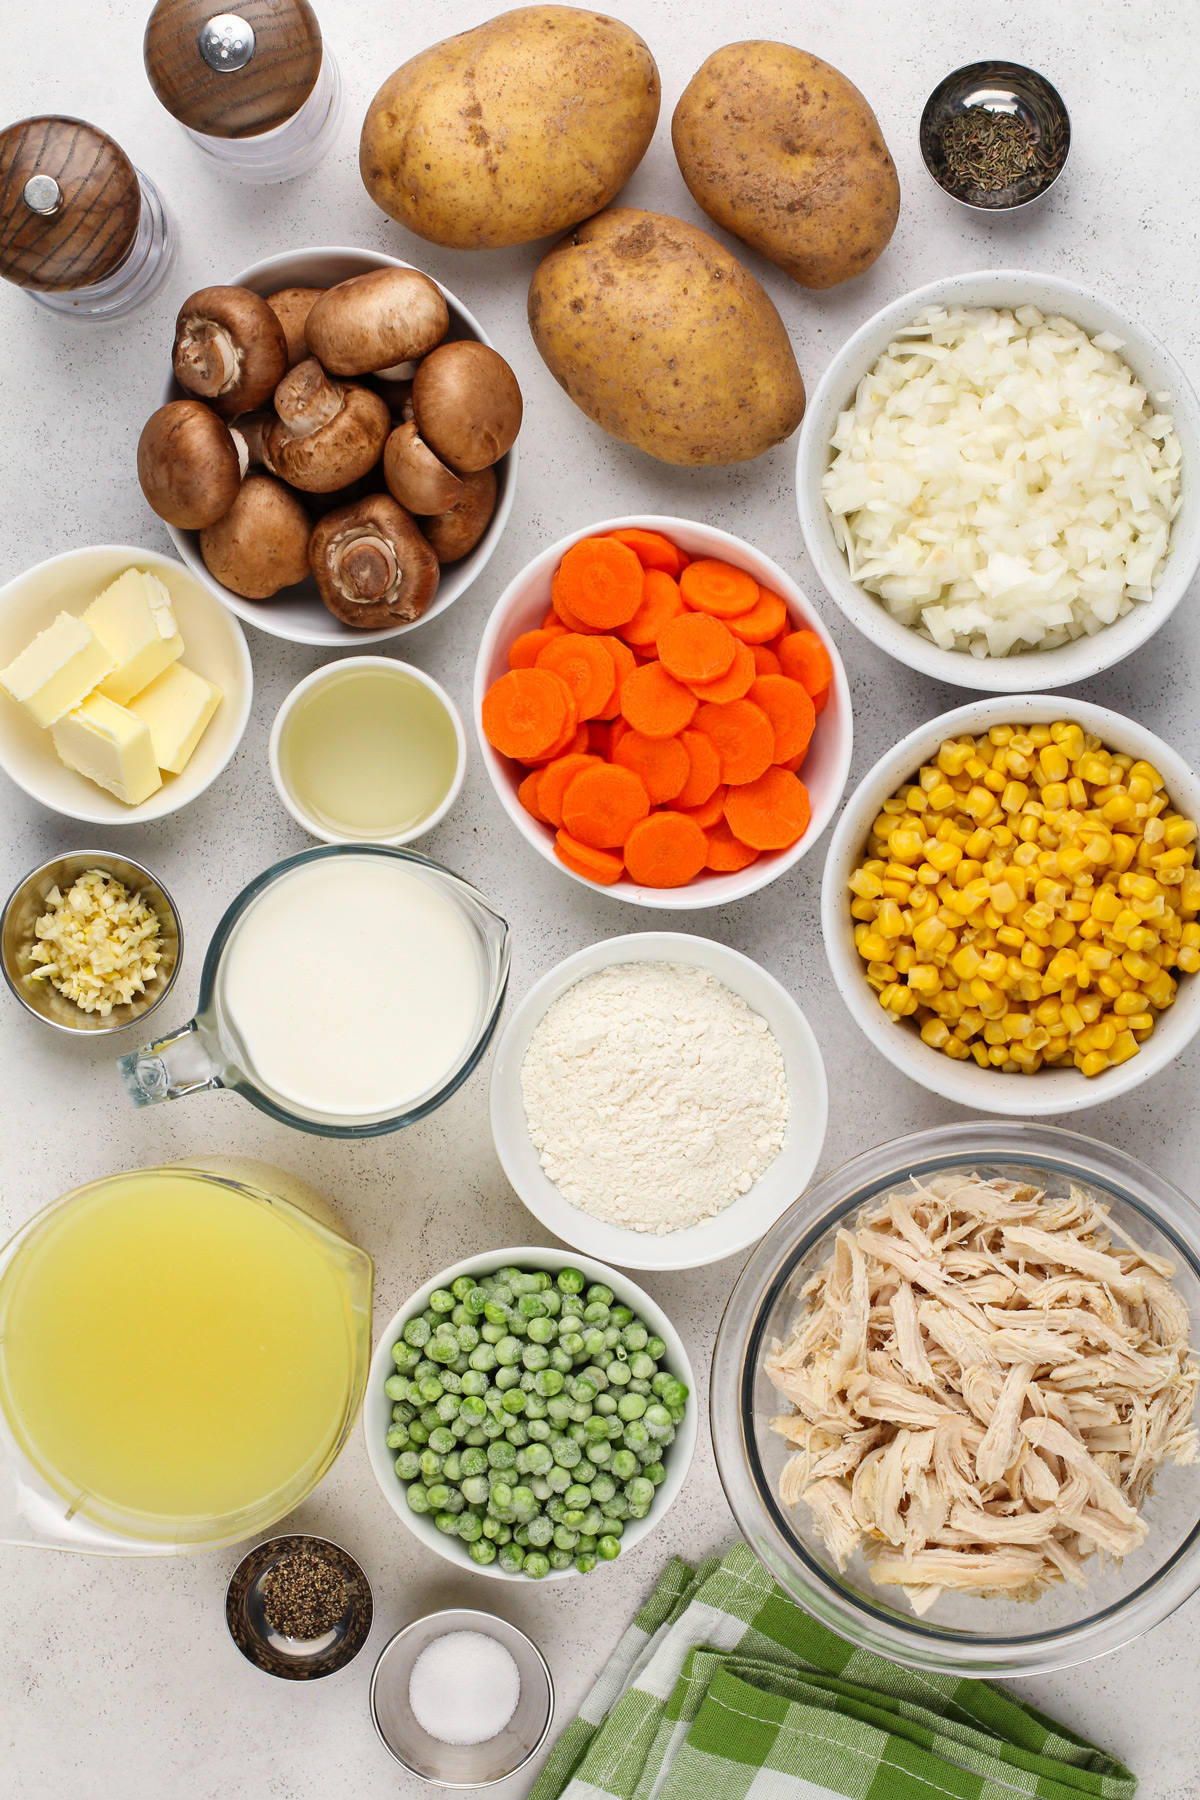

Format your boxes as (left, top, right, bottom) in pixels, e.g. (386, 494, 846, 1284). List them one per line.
(0, 116, 142, 292)
(144, 0, 323, 139)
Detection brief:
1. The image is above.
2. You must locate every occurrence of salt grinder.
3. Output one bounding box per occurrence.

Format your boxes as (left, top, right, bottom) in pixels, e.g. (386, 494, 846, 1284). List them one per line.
(0, 116, 177, 320)
(144, 0, 342, 182)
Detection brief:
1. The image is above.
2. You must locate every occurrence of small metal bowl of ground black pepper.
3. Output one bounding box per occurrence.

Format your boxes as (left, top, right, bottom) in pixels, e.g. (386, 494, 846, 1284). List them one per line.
(920, 61, 1070, 211)
(226, 1534, 373, 1680)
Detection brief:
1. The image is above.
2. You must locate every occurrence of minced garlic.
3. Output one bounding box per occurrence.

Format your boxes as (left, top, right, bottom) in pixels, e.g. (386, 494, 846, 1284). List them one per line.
(28, 869, 163, 1015)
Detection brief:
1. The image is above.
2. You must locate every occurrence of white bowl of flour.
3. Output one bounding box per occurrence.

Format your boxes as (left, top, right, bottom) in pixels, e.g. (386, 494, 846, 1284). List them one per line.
(490, 934, 828, 1270)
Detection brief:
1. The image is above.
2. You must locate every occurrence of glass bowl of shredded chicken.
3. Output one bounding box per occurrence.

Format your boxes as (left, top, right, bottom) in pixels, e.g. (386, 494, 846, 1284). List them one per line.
(711, 1120, 1200, 1675)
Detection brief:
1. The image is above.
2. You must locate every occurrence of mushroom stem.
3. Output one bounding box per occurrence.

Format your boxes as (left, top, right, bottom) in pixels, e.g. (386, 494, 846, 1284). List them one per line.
(331, 531, 399, 603)
(274, 357, 345, 439)
(229, 428, 250, 479)
(175, 320, 239, 398)
(374, 358, 421, 382)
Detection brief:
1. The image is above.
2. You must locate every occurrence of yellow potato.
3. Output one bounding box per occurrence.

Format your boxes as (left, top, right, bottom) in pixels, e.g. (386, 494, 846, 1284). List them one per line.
(527, 208, 805, 466)
(359, 6, 660, 250)
(672, 42, 900, 289)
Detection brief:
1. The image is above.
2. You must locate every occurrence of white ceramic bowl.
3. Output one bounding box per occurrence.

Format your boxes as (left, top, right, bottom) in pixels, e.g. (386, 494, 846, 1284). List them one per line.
(158, 247, 519, 649)
(0, 544, 251, 824)
(821, 694, 1200, 1114)
(797, 269, 1200, 692)
(268, 656, 467, 844)
(364, 1245, 697, 1581)
(474, 516, 853, 909)
(489, 933, 828, 1270)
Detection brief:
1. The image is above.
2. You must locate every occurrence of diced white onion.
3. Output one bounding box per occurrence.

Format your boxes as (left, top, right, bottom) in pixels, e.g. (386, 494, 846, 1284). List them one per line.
(822, 304, 1182, 658)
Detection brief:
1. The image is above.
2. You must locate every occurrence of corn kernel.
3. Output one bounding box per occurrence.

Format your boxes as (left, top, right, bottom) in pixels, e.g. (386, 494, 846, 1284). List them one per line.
(1079, 1049, 1111, 1078)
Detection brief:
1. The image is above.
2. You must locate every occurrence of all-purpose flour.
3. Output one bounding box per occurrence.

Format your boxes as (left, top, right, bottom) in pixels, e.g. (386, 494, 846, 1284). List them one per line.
(520, 962, 788, 1234)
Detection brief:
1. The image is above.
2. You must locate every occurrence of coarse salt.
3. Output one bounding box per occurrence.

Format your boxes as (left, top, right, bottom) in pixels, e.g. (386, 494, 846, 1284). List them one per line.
(408, 1630, 521, 1745)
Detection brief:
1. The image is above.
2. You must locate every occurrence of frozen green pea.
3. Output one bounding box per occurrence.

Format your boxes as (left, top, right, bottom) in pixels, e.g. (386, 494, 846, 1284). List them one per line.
(523, 1342, 550, 1370)
(428, 1426, 456, 1454)
(564, 1483, 591, 1510)
(481, 1320, 505, 1344)
(391, 1340, 419, 1372)
(546, 1397, 572, 1428)
(426, 1484, 453, 1512)
(463, 1286, 487, 1315)
(617, 1393, 646, 1422)
(385, 1423, 409, 1451)
(481, 1516, 502, 1541)
(550, 1435, 581, 1468)
(559, 1332, 585, 1359)
(490, 1479, 514, 1511)
(660, 1379, 689, 1409)
(581, 1329, 607, 1358)
(384, 1373, 409, 1401)
(574, 1458, 597, 1485)
(513, 1524, 531, 1547)
(575, 1553, 597, 1573)
(498, 1542, 524, 1573)
(462, 1475, 490, 1505)
(487, 1439, 516, 1470)
(545, 1496, 566, 1523)
(553, 1525, 579, 1550)
(518, 1294, 548, 1319)
(535, 1368, 564, 1398)
(523, 1551, 550, 1579)
(430, 1288, 455, 1313)
(524, 1442, 553, 1476)
(644, 1461, 666, 1486)
(546, 1464, 572, 1494)
(436, 1395, 461, 1423)
(527, 1414, 551, 1439)
(611, 1449, 638, 1481)
(480, 1415, 506, 1440)
(406, 1483, 431, 1514)
(557, 1268, 586, 1295)
(549, 1347, 574, 1374)
(451, 1275, 475, 1301)
(456, 1323, 480, 1352)
(442, 1451, 463, 1483)
(450, 1304, 471, 1327)
(629, 1352, 655, 1381)
(594, 1393, 617, 1418)
(582, 1303, 609, 1327)
(506, 1420, 530, 1448)
(622, 1421, 649, 1452)
(495, 1366, 521, 1392)
(461, 1370, 488, 1399)
(407, 1421, 430, 1446)
(394, 1450, 421, 1480)
(439, 1369, 463, 1394)
(526, 1513, 553, 1547)
(418, 1452, 445, 1483)
(644, 1403, 673, 1439)
(586, 1284, 614, 1307)
(607, 1361, 631, 1387)
(464, 1427, 488, 1447)
(580, 1506, 604, 1536)
(621, 1323, 649, 1351)
(455, 1512, 483, 1543)
(469, 1539, 498, 1567)
(460, 1446, 487, 1477)
(591, 1471, 617, 1503)
(434, 1511, 459, 1535)
(601, 1494, 629, 1520)
(495, 1335, 523, 1366)
(511, 1485, 538, 1518)
(589, 1440, 612, 1468)
(548, 1547, 573, 1571)
(526, 1317, 556, 1346)
(625, 1476, 654, 1508)
(402, 1316, 431, 1348)
(597, 1535, 621, 1561)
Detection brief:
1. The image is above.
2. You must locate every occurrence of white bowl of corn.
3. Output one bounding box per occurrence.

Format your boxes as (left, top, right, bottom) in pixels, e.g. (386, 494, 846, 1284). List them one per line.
(821, 695, 1200, 1114)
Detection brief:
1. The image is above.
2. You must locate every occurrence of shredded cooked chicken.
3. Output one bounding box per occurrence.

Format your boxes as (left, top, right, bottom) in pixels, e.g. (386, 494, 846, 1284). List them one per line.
(765, 1173, 1199, 1614)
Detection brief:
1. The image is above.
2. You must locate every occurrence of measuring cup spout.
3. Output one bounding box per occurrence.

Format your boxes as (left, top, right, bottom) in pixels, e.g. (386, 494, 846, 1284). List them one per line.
(118, 1018, 220, 1107)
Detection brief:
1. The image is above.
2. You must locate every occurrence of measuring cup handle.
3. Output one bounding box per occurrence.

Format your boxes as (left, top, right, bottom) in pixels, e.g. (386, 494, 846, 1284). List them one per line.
(117, 1019, 219, 1107)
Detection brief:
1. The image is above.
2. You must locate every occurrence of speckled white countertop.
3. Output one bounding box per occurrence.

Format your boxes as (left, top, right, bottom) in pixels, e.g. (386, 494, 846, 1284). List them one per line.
(3, 2, 1200, 1796)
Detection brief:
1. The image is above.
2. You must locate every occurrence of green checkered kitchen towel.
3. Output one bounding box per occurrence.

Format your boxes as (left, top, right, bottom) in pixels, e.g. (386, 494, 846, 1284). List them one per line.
(530, 1543, 1136, 1800)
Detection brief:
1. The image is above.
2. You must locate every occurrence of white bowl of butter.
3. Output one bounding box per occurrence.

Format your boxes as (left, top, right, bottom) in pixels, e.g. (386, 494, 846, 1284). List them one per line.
(0, 544, 252, 824)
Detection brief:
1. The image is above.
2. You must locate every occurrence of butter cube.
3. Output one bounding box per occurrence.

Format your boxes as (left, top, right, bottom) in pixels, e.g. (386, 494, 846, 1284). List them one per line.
(127, 662, 222, 775)
(0, 612, 116, 728)
(84, 569, 183, 705)
(51, 693, 162, 806)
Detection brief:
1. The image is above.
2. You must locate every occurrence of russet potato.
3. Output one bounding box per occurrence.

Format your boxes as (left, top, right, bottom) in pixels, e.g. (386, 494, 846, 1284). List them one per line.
(671, 42, 900, 290)
(359, 6, 660, 250)
(527, 207, 805, 466)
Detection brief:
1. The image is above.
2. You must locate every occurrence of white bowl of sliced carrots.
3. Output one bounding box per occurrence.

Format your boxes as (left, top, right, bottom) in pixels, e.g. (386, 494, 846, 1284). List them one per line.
(473, 516, 853, 907)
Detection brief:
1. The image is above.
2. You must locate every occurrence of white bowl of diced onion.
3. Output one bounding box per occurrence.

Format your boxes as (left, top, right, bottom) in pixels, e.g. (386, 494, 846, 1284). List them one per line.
(797, 270, 1200, 691)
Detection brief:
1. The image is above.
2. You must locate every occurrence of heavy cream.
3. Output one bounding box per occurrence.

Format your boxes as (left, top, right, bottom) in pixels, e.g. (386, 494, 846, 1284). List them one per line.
(218, 856, 482, 1118)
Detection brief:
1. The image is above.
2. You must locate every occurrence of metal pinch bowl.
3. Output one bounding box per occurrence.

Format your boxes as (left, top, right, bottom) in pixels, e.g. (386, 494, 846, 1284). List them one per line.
(0, 851, 182, 1035)
(225, 1534, 373, 1681)
(920, 61, 1071, 212)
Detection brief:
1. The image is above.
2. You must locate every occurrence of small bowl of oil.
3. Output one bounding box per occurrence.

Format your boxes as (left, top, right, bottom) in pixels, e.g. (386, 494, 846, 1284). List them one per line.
(269, 658, 467, 846)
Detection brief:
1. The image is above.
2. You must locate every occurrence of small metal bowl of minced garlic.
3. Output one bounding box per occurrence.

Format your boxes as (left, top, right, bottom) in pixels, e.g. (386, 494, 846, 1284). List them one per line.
(1, 852, 181, 1035)
(489, 932, 828, 1271)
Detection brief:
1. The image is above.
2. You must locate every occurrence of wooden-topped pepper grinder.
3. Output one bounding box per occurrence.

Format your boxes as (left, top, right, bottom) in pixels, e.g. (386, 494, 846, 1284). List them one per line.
(0, 116, 177, 320)
(144, 0, 342, 183)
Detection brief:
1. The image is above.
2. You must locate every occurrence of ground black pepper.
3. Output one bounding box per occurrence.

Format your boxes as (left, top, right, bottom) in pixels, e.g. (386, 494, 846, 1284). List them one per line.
(261, 1552, 347, 1640)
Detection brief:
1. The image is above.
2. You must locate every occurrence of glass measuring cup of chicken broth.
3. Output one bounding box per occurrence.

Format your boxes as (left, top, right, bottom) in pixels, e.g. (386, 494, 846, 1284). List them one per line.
(119, 846, 510, 1136)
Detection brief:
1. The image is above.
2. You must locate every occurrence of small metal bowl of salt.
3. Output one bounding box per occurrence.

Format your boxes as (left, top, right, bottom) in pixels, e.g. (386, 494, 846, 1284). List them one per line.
(370, 1608, 554, 1788)
(0, 850, 181, 1035)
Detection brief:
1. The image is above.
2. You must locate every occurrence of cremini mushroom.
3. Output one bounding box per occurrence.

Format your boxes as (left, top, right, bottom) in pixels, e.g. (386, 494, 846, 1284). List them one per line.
(309, 492, 440, 628)
(172, 286, 289, 420)
(383, 420, 464, 515)
(199, 474, 312, 599)
(411, 340, 523, 473)
(304, 267, 449, 378)
(136, 399, 248, 529)
(422, 467, 498, 564)
(264, 357, 391, 493)
(266, 286, 326, 370)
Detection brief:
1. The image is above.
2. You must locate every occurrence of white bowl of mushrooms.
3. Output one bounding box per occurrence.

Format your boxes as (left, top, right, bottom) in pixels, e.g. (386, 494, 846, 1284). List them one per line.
(139, 248, 521, 647)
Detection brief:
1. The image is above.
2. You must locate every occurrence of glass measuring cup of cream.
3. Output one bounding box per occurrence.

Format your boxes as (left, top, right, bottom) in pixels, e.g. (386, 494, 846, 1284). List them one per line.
(118, 846, 510, 1137)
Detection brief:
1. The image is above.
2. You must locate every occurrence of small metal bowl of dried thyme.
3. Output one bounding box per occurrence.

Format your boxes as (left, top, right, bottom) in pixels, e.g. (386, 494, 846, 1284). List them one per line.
(0, 851, 182, 1035)
(920, 61, 1070, 212)
(226, 1534, 373, 1681)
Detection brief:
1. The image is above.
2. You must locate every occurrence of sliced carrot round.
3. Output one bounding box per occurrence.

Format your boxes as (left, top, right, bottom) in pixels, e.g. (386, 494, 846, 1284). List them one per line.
(679, 784, 728, 830)
(748, 674, 816, 765)
(551, 588, 606, 634)
(518, 768, 550, 824)
(535, 633, 616, 721)
(680, 558, 759, 618)
(778, 629, 834, 696)
(555, 831, 624, 886)
(751, 645, 782, 677)
(657, 611, 737, 685)
(552, 537, 644, 629)
(509, 626, 565, 669)
(621, 568, 684, 648)
(620, 661, 697, 739)
(724, 767, 812, 850)
(706, 818, 760, 873)
(675, 728, 721, 810)
(727, 588, 788, 645)
(561, 762, 650, 848)
(687, 639, 755, 704)
(526, 714, 586, 765)
(811, 685, 830, 716)
(693, 698, 775, 785)
(605, 528, 683, 575)
(591, 634, 637, 720)
(612, 729, 690, 803)
(482, 668, 573, 762)
(623, 812, 708, 888)
(537, 752, 600, 827)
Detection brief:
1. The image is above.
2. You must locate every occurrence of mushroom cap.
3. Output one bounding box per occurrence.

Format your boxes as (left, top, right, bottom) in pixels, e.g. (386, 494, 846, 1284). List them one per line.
(309, 492, 440, 628)
(266, 286, 326, 370)
(412, 340, 523, 474)
(199, 474, 311, 598)
(266, 373, 391, 493)
(383, 421, 465, 515)
(422, 467, 498, 564)
(137, 399, 244, 530)
(173, 285, 288, 420)
(304, 268, 449, 377)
